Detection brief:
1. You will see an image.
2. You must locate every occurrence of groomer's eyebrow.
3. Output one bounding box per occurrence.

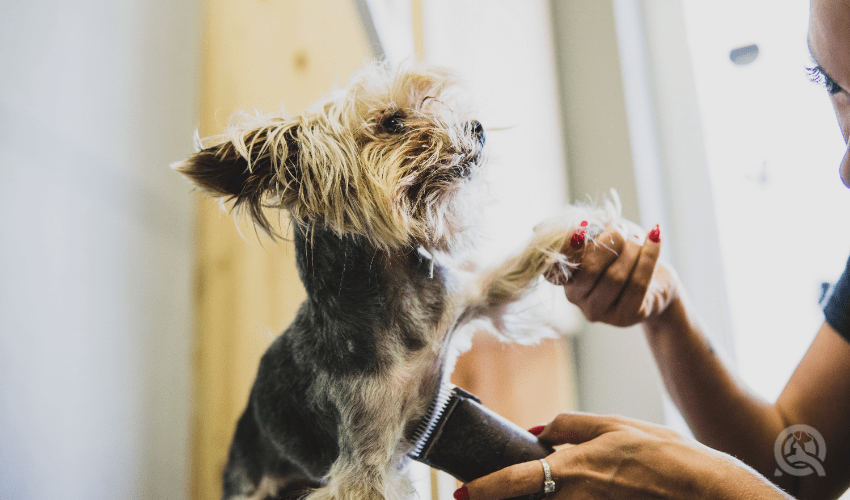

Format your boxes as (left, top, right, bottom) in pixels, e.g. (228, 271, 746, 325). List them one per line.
(807, 39, 824, 71)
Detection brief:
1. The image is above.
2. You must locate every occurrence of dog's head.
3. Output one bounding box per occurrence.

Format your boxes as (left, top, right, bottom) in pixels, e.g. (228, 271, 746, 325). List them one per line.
(173, 63, 486, 252)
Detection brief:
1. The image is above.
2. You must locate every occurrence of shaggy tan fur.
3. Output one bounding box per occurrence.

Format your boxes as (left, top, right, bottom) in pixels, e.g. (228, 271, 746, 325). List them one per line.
(175, 63, 483, 253)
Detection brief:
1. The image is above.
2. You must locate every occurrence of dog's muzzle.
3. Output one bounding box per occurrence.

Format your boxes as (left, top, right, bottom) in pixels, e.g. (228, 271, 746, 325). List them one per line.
(452, 121, 485, 178)
(469, 120, 485, 146)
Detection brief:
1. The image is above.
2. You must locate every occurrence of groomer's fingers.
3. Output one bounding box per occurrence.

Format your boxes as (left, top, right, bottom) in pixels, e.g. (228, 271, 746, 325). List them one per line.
(461, 413, 692, 500)
(606, 226, 662, 325)
(534, 412, 630, 445)
(579, 239, 642, 322)
(534, 411, 683, 446)
(543, 224, 590, 286)
(543, 231, 583, 286)
(543, 265, 568, 286)
(564, 230, 625, 302)
(457, 459, 547, 500)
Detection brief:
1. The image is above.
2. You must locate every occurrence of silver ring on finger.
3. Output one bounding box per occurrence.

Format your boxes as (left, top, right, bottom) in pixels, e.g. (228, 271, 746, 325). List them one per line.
(539, 458, 556, 494)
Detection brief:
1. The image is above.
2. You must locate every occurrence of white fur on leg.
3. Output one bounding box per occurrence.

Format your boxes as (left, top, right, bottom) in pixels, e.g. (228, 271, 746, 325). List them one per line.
(459, 193, 634, 341)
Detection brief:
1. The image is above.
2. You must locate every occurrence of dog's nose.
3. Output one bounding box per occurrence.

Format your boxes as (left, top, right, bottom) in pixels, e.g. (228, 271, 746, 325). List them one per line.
(469, 120, 485, 145)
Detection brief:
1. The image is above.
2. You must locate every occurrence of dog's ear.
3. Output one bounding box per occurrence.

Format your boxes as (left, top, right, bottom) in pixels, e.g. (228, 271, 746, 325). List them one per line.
(173, 119, 301, 236)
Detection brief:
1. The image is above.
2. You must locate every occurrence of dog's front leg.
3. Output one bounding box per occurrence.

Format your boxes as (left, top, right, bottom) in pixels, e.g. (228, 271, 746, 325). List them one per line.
(305, 373, 419, 500)
(460, 223, 574, 319)
(456, 206, 622, 338)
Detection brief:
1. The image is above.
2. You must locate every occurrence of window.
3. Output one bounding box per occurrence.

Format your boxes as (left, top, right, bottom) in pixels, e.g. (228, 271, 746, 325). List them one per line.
(681, 0, 850, 401)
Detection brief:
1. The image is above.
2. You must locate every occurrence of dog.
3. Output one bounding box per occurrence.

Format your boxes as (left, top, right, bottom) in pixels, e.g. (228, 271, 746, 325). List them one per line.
(174, 62, 619, 500)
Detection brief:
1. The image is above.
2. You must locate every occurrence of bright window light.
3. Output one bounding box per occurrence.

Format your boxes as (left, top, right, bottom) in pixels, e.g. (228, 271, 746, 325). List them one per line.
(681, 0, 850, 402)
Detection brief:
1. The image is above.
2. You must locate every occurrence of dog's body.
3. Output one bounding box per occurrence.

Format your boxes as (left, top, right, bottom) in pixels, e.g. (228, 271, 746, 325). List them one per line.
(175, 63, 617, 500)
(223, 224, 460, 500)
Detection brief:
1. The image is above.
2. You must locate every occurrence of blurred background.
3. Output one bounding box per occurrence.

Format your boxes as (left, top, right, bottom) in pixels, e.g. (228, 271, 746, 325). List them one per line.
(2, 0, 849, 499)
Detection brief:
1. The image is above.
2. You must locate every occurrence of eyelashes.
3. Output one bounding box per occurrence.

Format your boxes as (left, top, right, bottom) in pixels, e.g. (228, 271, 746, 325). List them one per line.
(806, 65, 843, 95)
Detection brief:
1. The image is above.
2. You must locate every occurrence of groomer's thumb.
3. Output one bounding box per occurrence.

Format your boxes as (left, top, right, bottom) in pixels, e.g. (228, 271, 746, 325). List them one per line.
(640, 225, 680, 317)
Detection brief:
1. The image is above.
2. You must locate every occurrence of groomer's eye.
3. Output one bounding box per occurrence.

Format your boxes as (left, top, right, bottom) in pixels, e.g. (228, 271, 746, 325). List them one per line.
(807, 65, 843, 95)
(381, 112, 405, 133)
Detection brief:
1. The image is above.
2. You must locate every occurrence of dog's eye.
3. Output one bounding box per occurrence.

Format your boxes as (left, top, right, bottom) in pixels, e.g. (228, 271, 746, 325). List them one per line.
(381, 113, 405, 133)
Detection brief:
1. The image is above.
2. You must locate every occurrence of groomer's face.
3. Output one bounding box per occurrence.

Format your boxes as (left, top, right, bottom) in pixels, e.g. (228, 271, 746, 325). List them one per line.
(809, 0, 850, 187)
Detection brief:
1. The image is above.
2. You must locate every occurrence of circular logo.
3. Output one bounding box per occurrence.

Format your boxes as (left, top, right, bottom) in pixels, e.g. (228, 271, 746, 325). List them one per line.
(774, 424, 826, 477)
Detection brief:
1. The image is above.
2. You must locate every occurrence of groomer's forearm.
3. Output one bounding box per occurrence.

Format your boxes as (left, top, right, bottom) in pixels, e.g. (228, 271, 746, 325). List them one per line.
(642, 295, 789, 484)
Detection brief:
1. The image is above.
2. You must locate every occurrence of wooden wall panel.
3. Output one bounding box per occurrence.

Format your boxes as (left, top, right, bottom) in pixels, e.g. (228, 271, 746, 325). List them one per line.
(452, 335, 577, 432)
(192, 2, 371, 499)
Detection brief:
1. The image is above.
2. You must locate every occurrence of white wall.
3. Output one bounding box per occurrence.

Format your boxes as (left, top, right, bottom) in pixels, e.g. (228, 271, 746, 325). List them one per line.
(549, 0, 668, 425)
(681, 0, 850, 402)
(421, 0, 571, 268)
(0, 1, 199, 498)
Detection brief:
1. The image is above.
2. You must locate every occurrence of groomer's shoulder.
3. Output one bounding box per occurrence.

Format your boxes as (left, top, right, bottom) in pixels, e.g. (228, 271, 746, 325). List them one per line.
(773, 255, 850, 498)
(824, 253, 850, 343)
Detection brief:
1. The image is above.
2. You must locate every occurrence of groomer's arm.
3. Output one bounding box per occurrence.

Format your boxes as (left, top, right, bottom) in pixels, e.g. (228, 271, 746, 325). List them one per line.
(649, 299, 850, 498)
(642, 295, 787, 483)
(562, 226, 850, 497)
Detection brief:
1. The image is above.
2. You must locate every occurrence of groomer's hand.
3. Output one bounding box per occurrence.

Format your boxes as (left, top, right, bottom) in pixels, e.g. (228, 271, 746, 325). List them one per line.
(545, 224, 677, 326)
(454, 413, 794, 500)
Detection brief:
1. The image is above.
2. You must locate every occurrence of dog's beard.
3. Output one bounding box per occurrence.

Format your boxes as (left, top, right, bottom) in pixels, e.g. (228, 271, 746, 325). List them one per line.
(415, 164, 486, 255)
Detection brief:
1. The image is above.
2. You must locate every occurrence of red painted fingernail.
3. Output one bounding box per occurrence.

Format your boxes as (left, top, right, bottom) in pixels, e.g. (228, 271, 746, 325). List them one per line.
(528, 425, 545, 436)
(454, 486, 469, 500)
(648, 224, 660, 243)
(570, 229, 587, 250)
(580, 220, 588, 227)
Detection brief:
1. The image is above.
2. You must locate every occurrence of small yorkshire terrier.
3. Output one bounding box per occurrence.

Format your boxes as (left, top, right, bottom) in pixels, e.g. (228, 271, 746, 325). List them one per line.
(174, 63, 618, 500)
